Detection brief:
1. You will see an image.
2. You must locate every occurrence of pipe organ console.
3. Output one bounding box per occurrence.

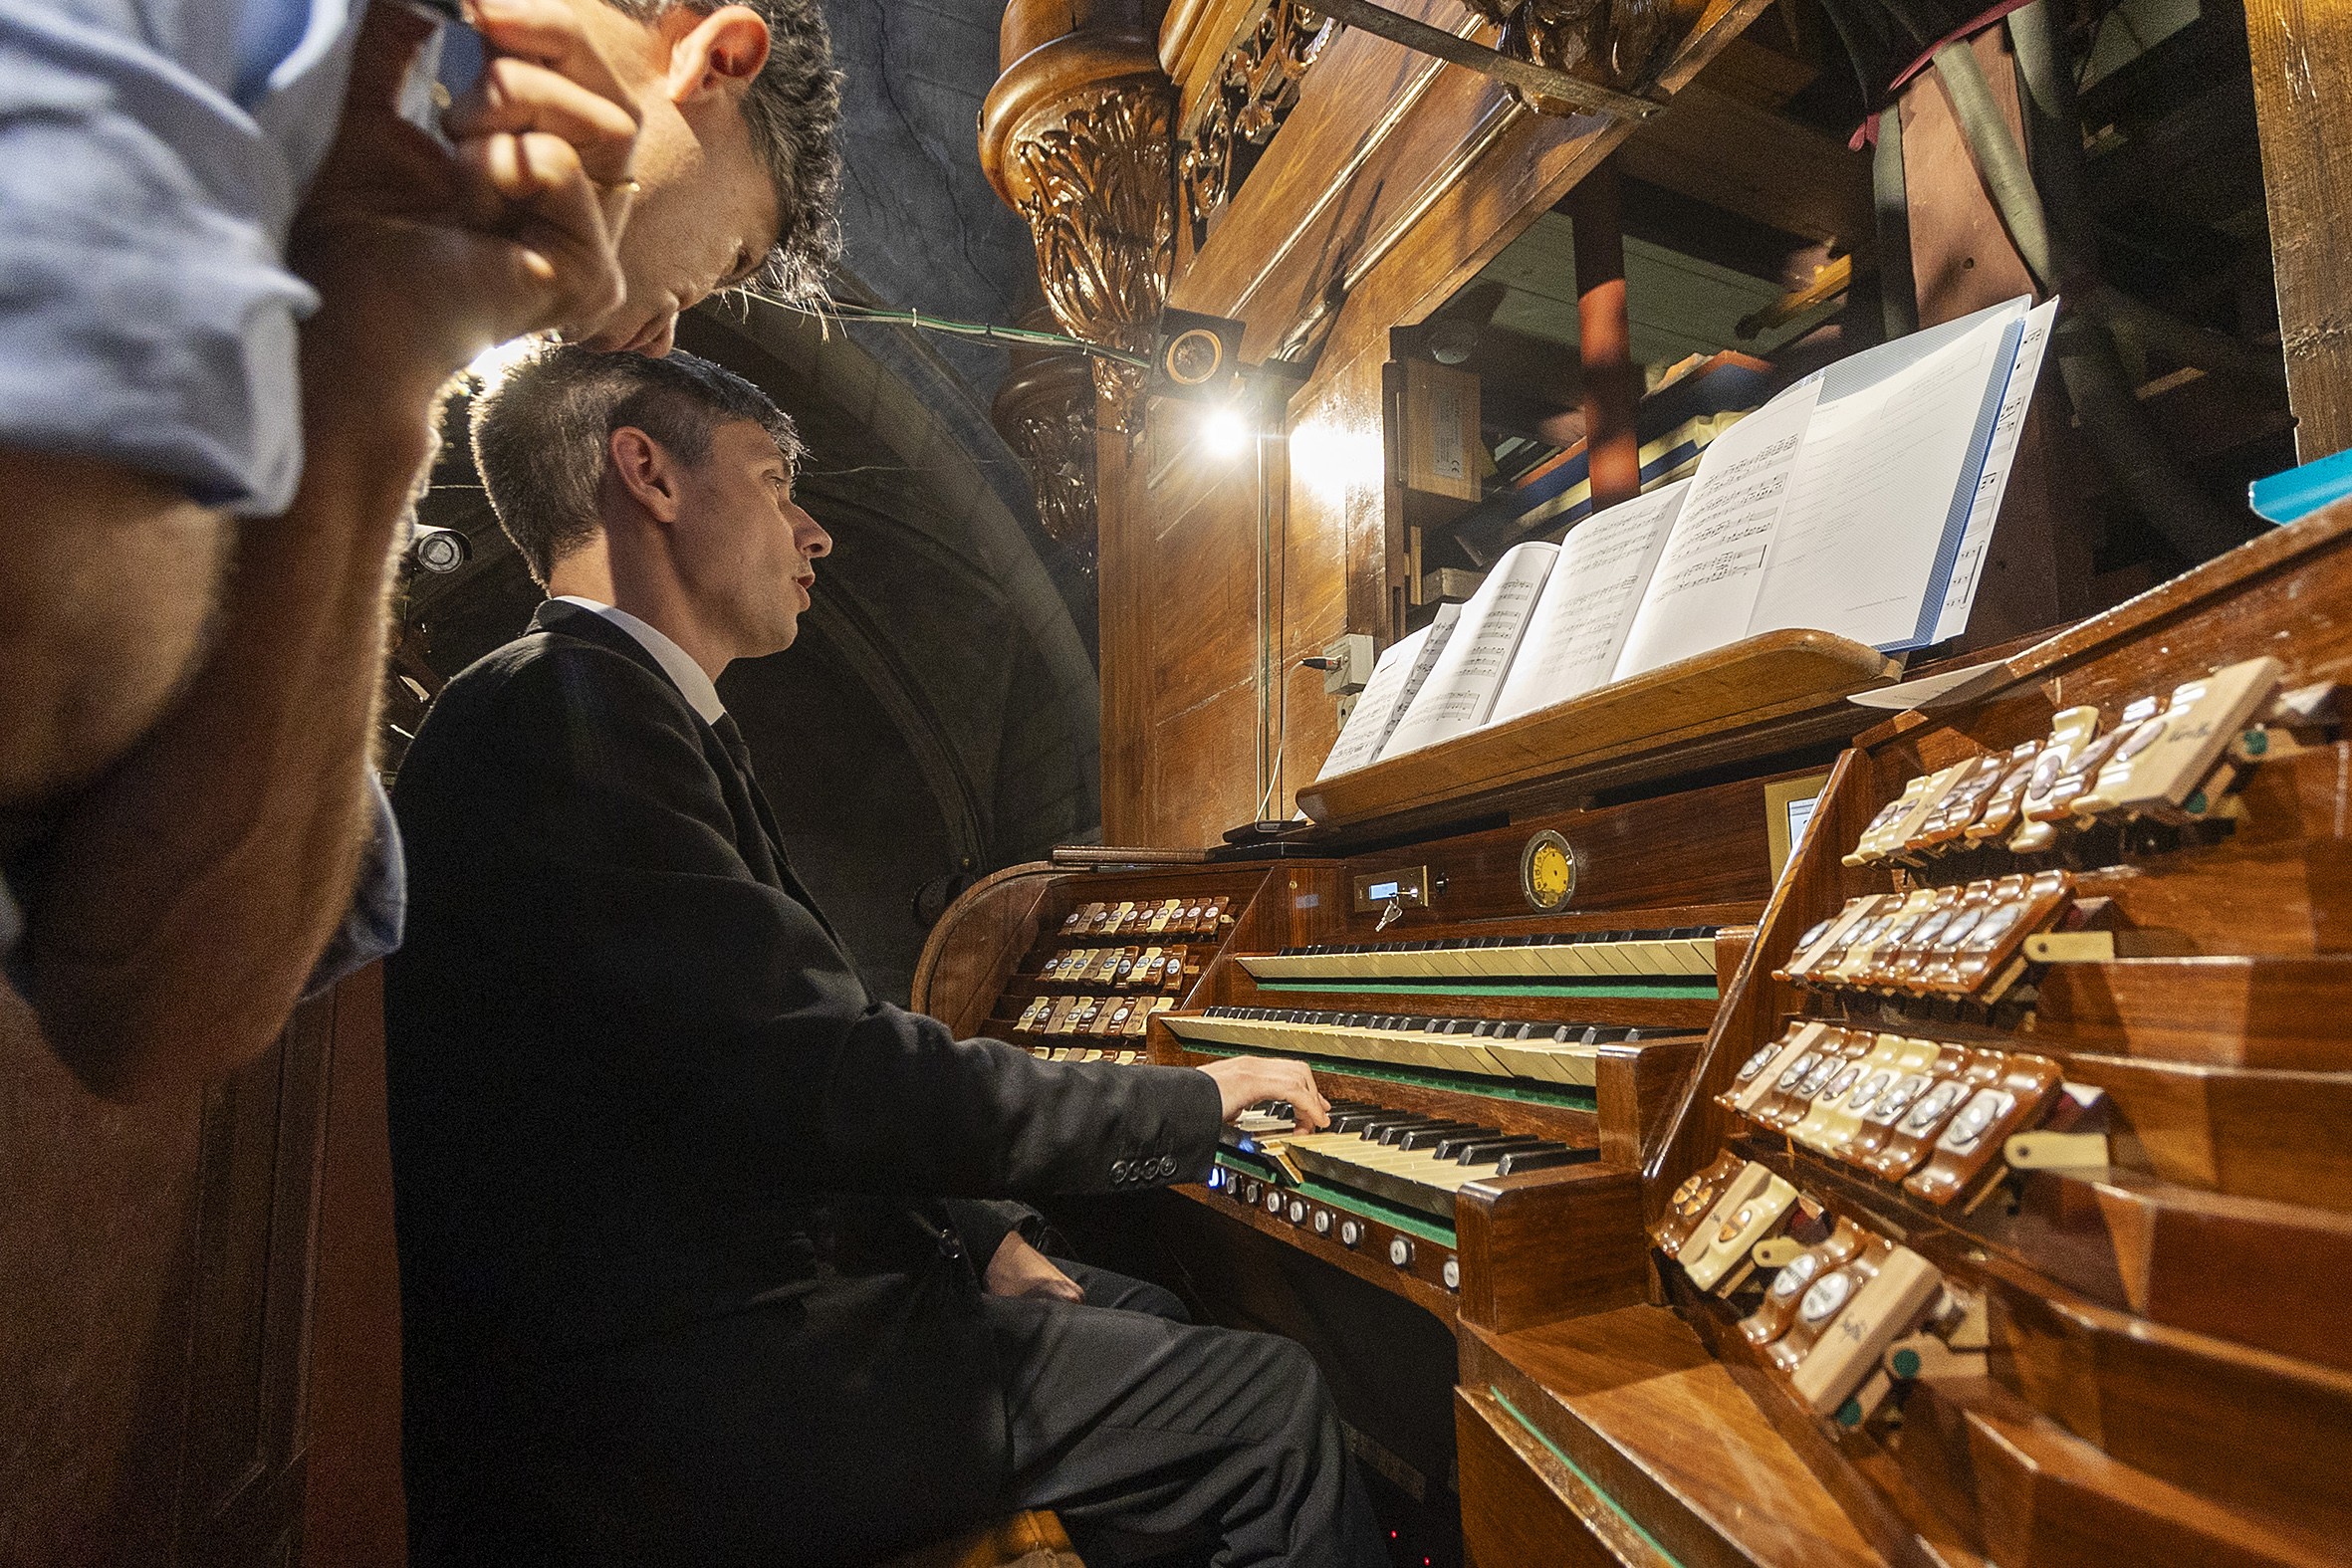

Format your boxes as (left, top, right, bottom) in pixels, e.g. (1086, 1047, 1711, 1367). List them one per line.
(915, 767, 1793, 1545)
(958, 0, 2352, 1555)
(916, 506, 2352, 1566)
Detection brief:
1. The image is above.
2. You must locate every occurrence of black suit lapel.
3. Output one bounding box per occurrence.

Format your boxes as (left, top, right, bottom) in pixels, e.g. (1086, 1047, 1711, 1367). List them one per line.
(529, 601, 859, 970)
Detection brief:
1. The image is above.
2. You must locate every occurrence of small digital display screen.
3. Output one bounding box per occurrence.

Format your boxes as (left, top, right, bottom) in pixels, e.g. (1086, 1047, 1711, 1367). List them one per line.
(1366, 879, 1401, 901)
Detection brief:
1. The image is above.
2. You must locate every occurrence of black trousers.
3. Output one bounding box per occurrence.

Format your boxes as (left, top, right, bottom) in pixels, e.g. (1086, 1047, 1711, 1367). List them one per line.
(409, 1262, 1382, 1568)
(989, 1270, 1387, 1568)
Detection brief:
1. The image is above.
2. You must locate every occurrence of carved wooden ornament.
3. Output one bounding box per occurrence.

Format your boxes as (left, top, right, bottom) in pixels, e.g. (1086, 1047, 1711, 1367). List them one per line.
(1457, 0, 1709, 111)
(982, 34, 1176, 431)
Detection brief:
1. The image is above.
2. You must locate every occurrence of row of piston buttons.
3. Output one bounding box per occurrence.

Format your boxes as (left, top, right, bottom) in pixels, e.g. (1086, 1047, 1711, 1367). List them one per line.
(1207, 1168, 1461, 1290)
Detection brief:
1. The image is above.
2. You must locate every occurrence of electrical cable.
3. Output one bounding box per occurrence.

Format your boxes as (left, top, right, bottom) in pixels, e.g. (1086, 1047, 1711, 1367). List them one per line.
(746, 290, 1155, 368)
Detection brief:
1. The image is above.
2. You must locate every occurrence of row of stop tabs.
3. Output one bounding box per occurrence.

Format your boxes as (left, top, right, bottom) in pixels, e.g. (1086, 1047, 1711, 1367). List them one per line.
(1654, 1149, 1996, 1430)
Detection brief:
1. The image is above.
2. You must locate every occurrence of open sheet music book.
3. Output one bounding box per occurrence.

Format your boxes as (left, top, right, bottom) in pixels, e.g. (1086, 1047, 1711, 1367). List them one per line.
(1312, 602, 1462, 781)
(1320, 296, 2057, 778)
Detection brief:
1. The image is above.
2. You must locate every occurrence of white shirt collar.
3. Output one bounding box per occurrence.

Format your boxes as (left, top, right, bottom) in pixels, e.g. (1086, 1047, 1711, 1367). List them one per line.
(552, 595, 727, 725)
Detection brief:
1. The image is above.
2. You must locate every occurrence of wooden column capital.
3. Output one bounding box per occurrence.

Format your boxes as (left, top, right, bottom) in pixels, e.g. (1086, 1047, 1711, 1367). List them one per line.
(981, 25, 1177, 432)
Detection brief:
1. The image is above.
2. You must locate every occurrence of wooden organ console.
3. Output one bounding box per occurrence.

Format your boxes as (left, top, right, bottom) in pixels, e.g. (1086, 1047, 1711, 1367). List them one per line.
(916, 505, 2352, 1565)
(916, 758, 1807, 1552)
(963, 0, 2352, 1558)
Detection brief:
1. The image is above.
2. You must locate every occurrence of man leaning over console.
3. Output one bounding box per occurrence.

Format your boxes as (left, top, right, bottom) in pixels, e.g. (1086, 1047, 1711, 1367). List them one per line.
(0, 0, 837, 1098)
(384, 344, 1389, 1568)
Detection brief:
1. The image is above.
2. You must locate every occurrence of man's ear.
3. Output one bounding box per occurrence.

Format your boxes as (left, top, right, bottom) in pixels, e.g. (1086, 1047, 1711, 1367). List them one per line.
(608, 426, 684, 525)
(664, 5, 770, 106)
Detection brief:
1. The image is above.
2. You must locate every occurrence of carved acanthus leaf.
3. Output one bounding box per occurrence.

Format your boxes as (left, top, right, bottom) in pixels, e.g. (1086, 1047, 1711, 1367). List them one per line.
(1011, 398, 1100, 557)
(1010, 82, 1176, 427)
(1455, 0, 1705, 111)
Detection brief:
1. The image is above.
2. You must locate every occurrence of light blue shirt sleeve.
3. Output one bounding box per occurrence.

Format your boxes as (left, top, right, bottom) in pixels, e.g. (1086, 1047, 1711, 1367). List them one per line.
(0, 0, 362, 515)
(300, 769, 406, 998)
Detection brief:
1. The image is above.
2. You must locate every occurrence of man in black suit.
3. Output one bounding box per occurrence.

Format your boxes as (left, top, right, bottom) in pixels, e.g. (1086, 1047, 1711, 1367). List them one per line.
(385, 344, 1385, 1568)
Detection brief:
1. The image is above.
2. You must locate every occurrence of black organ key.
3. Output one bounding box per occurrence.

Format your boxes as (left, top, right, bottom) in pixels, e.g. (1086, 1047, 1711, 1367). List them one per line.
(1447, 1134, 1553, 1165)
(1379, 1118, 1478, 1147)
(1398, 1122, 1496, 1151)
(1496, 1146, 1584, 1176)
(1369, 1116, 1452, 1144)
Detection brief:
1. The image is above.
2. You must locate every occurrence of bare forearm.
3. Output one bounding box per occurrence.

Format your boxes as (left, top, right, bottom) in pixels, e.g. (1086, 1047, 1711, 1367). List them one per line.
(27, 326, 441, 1099)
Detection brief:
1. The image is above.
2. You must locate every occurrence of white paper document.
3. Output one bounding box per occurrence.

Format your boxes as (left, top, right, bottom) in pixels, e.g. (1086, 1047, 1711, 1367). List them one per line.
(1376, 542, 1558, 761)
(1307, 299, 2057, 775)
(1613, 381, 1820, 679)
(1933, 299, 2058, 641)
(1490, 480, 1691, 724)
(1313, 603, 1461, 780)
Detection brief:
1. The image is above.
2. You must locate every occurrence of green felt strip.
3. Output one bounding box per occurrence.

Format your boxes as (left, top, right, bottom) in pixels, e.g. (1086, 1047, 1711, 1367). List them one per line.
(1182, 1043, 1597, 1110)
(1491, 1388, 1686, 1567)
(1210, 1153, 1459, 1245)
(1251, 980, 1719, 1000)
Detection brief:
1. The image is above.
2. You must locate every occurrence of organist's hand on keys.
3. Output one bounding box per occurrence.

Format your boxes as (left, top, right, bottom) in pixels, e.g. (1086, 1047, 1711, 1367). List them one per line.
(1197, 1056, 1332, 1132)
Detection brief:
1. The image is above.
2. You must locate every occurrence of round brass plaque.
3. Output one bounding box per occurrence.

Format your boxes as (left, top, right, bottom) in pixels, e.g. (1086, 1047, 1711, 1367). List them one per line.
(1520, 829, 1577, 913)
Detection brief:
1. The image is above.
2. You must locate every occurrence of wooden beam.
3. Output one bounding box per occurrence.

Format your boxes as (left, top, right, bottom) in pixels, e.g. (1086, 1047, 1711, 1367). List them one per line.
(1615, 81, 1870, 247)
(1567, 162, 1641, 511)
(2243, 0, 2352, 460)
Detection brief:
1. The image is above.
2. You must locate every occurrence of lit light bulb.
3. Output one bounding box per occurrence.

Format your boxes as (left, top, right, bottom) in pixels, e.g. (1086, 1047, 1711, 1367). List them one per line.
(465, 334, 543, 389)
(1203, 403, 1252, 460)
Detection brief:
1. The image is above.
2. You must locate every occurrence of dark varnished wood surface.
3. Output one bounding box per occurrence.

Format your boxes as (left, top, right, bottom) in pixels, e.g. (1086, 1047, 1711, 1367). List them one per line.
(1457, 1166, 1649, 1336)
(1989, 1280, 2352, 1543)
(1898, 1376, 2336, 1568)
(2, 982, 338, 1567)
(1456, 1387, 1665, 1568)
(1463, 1309, 1892, 1568)
(911, 860, 1061, 1037)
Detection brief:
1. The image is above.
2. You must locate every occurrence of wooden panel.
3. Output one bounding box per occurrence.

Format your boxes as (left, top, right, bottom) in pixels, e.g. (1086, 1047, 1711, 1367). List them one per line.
(1321, 770, 1790, 924)
(303, 965, 407, 1568)
(1151, 679, 1263, 846)
(2243, 0, 2352, 460)
(1596, 1035, 1703, 1169)
(1456, 1388, 1656, 1568)
(1898, 1376, 2337, 1568)
(1, 982, 334, 1568)
(1457, 1167, 1650, 1334)
(2059, 1053, 2352, 1211)
(1098, 430, 1154, 844)
(1278, 349, 1390, 813)
(1615, 81, 1870, 247)
(2034, 956, 2352, 1069)
(1463, 1310, 1892, 1568)
(1149, 442, 1263, 722)
(911, 862, 1061, 1035)
(1899, 30, 2037, 326)
(1990, 1283, 2352, 1542)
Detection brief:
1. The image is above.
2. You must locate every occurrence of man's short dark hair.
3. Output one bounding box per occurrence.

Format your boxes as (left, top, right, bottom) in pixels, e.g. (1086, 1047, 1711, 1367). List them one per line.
(470, 345, 802, 586)
(600, 0, 843, 298)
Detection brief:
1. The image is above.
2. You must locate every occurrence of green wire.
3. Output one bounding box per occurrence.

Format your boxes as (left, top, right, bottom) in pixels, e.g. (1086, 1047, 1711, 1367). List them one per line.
(746, 290, 1155, 369)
